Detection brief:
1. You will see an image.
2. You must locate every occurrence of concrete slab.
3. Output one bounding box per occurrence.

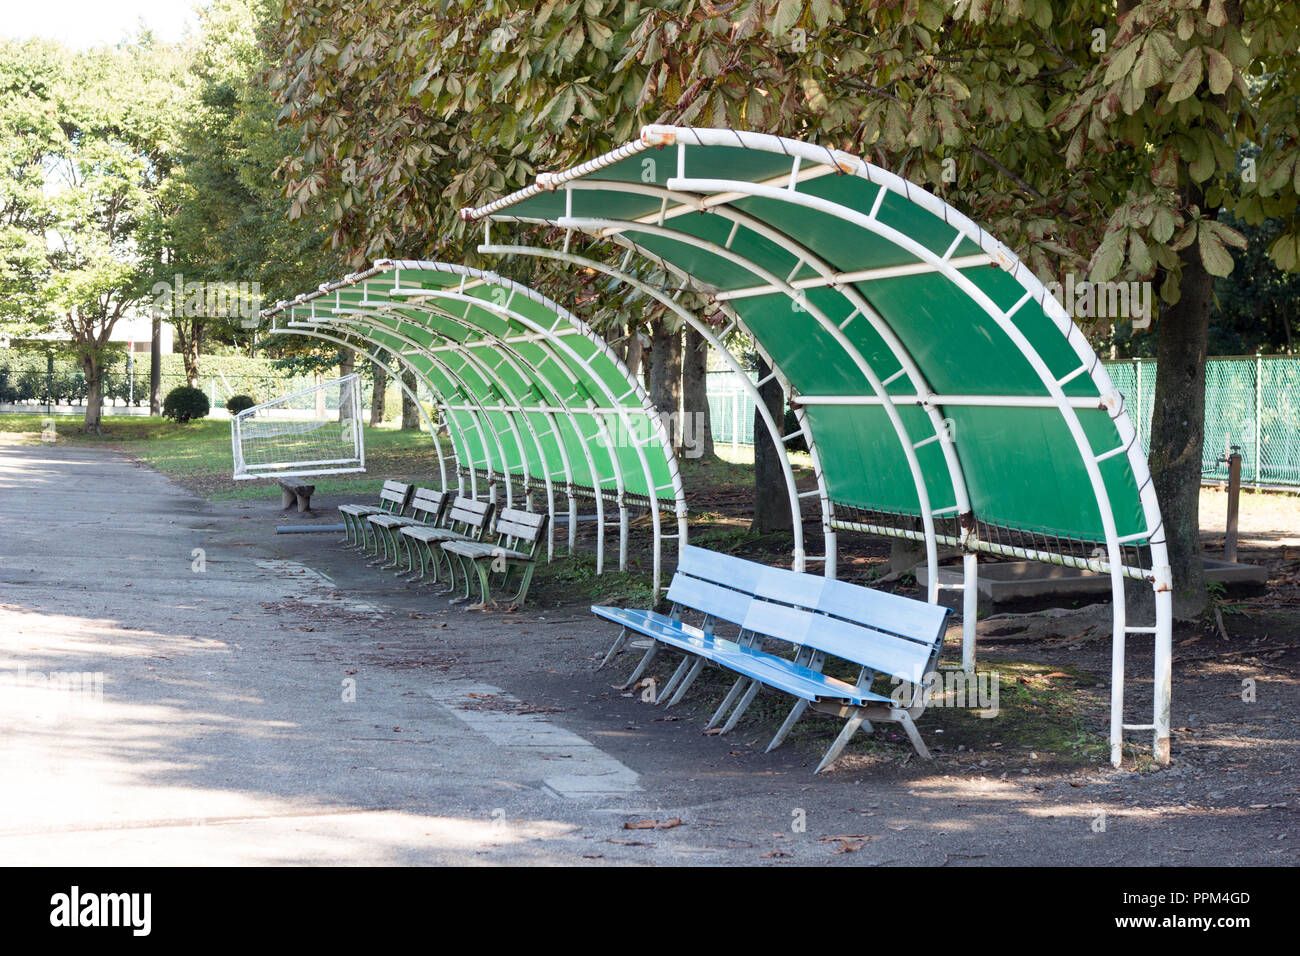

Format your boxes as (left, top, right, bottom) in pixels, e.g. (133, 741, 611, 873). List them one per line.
(920, 557, 1268, 608)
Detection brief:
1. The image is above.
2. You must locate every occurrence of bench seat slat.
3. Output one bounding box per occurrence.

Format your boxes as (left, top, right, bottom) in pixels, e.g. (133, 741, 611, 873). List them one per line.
(443, 542, 531, 562)
(401, 526, 474, 543)
(591, 605, 892, 707)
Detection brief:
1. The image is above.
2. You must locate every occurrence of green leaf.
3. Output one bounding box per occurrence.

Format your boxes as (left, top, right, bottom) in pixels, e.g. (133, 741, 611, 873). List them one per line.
(1269, 232, 1300, 273)
(1166, 48, 1202, 103)
(1204, 47, 1233, 95)
(1091, 230, 1125, 282)
(771, 0, 804, 39)
(1197, 222, 1234, 276)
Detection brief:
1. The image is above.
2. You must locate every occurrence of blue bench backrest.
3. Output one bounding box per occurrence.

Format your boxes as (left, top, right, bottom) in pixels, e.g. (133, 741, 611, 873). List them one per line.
(671, 545, 950, 685)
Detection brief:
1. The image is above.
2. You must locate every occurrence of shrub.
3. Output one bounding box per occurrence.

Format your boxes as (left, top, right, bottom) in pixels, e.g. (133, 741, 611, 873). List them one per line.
(225, 394, 256, 415)
(162, 385, 210, 424)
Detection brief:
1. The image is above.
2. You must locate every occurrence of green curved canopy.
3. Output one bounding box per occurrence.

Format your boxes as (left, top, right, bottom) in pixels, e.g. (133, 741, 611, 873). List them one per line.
(463, 125, 1166, 582)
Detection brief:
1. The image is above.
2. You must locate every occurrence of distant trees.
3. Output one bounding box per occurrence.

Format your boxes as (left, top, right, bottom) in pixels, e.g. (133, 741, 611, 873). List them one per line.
(0, 36, 189, 433)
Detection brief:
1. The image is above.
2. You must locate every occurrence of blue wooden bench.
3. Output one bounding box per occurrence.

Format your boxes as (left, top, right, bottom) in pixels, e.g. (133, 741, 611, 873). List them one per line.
(442, 507, 549, 609)
(338, 480, 413, 550)
(366, 487, 450, 573)
(399, 496, 495, 592)
(592, 545, 951, 772)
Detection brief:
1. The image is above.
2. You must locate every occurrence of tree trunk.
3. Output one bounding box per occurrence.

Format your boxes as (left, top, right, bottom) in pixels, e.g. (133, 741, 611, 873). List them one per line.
(625, 321, 643, 380)
(649, 318, 682, 449)
(338, 352, 355, 423)
(751, 356, 793, 533)
(149, 310, 161, 415)
(681, 325, 715, 460)
(401, 369, 419, 430)
(176, 317, 201, 386)
(1149, 235, 1212, 619)
(369, 362, 387, 426)
(80, 352, 103, 435)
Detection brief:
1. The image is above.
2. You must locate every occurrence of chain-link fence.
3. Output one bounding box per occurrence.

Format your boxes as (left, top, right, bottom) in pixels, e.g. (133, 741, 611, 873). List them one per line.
(706, 356, 1300, 490)
(706, 369, 756, 447)
(1109, 355, 1300, 488)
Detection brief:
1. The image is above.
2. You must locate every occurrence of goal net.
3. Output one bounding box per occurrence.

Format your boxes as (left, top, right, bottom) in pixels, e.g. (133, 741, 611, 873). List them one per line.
(231, 373, 365, 480)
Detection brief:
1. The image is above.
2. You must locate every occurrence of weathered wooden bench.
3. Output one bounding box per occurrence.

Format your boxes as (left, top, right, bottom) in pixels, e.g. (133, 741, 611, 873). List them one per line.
(593, 545, 951, 772)
(399, 496, 495, 591)
(277, 479, 316, 513)
(338, 480, 412, 550)
(366, 487, 450, 572)
(442, 507, 549, 610)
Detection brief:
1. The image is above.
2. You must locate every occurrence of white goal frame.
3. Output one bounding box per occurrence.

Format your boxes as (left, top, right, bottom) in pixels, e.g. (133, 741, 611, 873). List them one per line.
(231, 373, 366, 480)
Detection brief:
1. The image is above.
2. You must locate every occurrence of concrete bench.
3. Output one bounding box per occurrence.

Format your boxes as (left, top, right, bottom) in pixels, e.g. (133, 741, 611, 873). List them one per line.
(277, 479, 316, 513)
(593, 545, 951, 772)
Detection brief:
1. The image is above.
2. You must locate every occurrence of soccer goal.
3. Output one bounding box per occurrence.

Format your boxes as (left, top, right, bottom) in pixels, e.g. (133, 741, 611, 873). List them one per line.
(231, 373, 365, 480)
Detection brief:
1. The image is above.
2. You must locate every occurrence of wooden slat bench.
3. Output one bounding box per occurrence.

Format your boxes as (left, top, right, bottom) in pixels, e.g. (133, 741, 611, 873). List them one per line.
(366, 488, 450, 572)
(399, 496, 495, 591)
(442, 507, 549, 610)
(592, 545, 951, 772)
(338, 480, 413, 550)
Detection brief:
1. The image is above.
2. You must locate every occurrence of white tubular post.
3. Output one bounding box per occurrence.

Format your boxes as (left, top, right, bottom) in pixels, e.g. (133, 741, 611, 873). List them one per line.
(962, 551, 978, 673)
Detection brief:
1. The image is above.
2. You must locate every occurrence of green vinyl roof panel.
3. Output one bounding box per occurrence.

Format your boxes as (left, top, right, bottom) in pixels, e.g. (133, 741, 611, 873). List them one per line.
(464, 126, 1165, 561)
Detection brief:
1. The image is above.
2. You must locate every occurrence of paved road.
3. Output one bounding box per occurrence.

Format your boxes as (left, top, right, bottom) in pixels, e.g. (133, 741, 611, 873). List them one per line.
(0, 440, 1291, 865)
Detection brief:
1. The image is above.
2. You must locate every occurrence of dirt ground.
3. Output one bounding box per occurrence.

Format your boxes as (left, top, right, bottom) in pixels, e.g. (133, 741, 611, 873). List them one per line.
(9, 429, 1294, 865)
(282, 471, 1300, 864)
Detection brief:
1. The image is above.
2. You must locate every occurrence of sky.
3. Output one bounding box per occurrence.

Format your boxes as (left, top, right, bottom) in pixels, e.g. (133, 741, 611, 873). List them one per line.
(0, 0, 200, 49)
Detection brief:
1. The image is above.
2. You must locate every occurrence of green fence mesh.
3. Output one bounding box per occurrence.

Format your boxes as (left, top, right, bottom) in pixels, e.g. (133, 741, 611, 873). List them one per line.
(707, 355, 1300, 489)
(1108, 355, 1300, 488)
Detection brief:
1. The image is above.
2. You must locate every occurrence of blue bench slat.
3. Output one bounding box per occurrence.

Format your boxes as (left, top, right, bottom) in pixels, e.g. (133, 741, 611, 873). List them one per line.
(709, 643, 893, 706)
(593, 604, 892, 707)
(815, 575, 949, 642)
(663, 574, 752, 628)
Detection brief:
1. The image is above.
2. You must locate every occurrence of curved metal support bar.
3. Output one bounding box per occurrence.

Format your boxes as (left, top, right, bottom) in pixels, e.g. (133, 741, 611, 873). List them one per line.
(547, 213, 943, 602)
(479, 242, 810, 570)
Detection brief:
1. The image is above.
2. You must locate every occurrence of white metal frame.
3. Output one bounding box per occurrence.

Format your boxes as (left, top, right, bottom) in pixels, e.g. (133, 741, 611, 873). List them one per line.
(462, 125, 1172, 768)
(230, 372, 366, 480)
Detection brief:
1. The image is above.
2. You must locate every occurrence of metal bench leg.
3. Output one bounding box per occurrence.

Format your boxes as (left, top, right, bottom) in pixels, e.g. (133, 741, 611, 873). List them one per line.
(447, 552, 476, 604)
(657, 655, 693, 703)
(381, 528, 405, 569)
(400, 535, 422, 580)
(509, 562, 536, 607)
(706, 677, 750, 730)
(895, 709, 931, 760)
(815, 709, 869, 774)
(467, 559, 494, 611)
(665, 657, 705, 708)
(436, 547, 460, 594)
(598, 628, 628, 669)
(340, 513, 355, 545)
(720, 680, 762, 733)
(619, 642, 658, 691)
(765, 699, 811, 753)
(364, 530, 388, 566)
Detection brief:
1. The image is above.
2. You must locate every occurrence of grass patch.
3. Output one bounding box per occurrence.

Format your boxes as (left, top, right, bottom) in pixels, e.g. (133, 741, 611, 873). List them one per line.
(621, 649, 1106, 768)
(530, 550, 659, 610)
